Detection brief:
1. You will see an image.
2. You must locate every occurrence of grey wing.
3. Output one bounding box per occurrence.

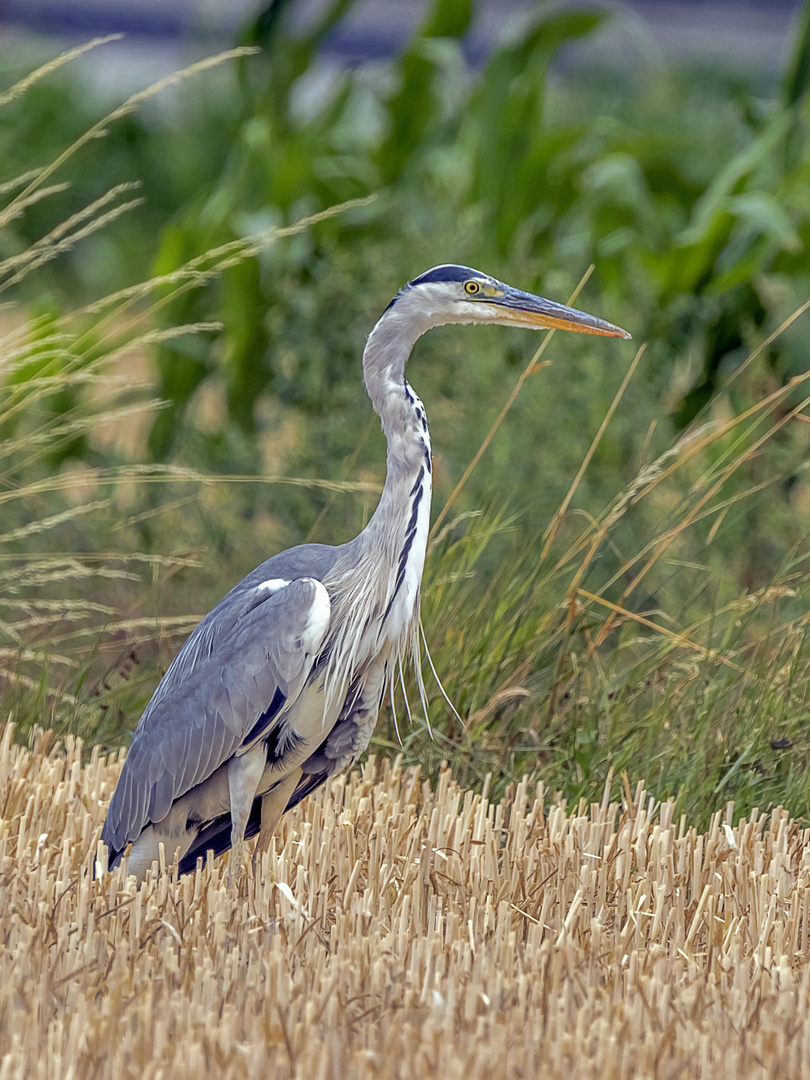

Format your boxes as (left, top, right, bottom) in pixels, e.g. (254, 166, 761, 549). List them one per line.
(101, 575, 331, 859)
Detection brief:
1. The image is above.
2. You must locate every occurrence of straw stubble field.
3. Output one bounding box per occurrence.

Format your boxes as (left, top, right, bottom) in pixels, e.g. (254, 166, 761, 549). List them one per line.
(1, 724, 809, 1079)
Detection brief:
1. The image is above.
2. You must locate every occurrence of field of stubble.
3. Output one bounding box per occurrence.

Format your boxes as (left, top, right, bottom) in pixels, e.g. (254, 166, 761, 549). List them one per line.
(1, 724, 808, 1080)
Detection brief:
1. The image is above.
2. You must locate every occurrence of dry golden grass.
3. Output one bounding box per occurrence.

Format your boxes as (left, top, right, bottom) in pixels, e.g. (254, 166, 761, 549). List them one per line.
(1, 725, 808, 1079)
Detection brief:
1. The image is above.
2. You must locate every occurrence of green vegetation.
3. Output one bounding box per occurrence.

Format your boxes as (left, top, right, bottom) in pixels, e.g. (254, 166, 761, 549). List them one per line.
(3, 1, 810, 829)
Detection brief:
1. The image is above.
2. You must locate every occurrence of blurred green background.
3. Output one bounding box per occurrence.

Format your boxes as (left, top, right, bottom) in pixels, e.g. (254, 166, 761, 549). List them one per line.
(4, 0, 810, 823)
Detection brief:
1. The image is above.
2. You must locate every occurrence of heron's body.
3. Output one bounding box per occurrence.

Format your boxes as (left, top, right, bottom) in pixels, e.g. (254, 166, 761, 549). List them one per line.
(101, 265, 628, 881)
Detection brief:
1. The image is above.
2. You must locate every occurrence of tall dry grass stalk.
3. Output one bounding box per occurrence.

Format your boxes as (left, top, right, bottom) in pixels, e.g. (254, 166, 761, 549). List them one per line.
(0, 39, 378, 713)
(430, 265, 596, 541)
(1, 727, 808, 1079)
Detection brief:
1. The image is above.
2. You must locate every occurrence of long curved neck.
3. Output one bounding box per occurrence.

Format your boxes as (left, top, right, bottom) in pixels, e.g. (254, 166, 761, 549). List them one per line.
(356, 304, 434, 631)
(367, 304, 432, 460)
(319, 308, 435, 705)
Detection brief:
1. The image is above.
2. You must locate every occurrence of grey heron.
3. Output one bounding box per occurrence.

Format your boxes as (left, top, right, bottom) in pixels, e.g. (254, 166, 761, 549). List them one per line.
(101, 264, 630, 881)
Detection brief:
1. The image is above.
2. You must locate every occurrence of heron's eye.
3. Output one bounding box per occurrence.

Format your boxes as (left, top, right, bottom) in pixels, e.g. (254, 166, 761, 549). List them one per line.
(464, 281, 481, 295)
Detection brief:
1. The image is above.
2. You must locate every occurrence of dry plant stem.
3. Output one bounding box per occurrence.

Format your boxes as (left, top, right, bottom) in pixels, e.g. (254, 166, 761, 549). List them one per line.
(2, 191, 373, 575)
(0, 467, 381, 510)
(7, 402, 166, 475)
(0, 182, 71, 226)
(541, 304, 810, 713)
(576, 472, 781, 617)
(0, 47, 260, 230)
(0, 552, 199, 571)
(0, 199, 372, 403)
(547, 366, 810, 589)
(0, 183, 144, 294)
(0, 500, 109, 544)
(0, 169, 51, 197)
(627, 363, 810, 515)
(0, 34, 123, 109)
(61, 197, 376, 371)
(575, 587, 742, 671)
(429, 265, 596, 541)
(540, 344, 646, 560)
(728, 609, 810, 661)
(44, 615, 201, 647)
(585, 385, 810, 658)
(702, 293, 810, 401)
(704, 474, 780, 543)
(3, 734, 810, 1080)
(305, 418, 376, 543)
(544, 350, 647, 594)
(0, 324, 220, 458)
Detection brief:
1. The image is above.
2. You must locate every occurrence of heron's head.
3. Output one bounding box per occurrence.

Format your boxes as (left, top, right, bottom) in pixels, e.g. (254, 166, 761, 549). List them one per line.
(386, 264, 630, 339)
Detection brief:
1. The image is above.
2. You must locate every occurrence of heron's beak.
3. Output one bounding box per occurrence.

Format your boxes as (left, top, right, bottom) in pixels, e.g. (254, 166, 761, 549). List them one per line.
(492, 288, 631, 339)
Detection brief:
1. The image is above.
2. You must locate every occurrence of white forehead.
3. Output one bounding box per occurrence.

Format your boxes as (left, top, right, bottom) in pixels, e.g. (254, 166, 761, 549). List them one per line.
(383, 279, 503, 327)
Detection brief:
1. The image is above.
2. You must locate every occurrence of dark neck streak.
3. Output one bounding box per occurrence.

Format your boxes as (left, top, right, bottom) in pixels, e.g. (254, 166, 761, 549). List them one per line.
(360, 308, 433, 562)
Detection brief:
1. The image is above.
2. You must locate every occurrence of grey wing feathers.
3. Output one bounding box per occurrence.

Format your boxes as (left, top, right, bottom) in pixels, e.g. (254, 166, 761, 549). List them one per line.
(101, 573, 331, 857)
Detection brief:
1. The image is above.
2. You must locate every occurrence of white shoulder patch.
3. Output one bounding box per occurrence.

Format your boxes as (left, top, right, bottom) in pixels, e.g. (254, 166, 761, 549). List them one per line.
(256, 578, 290, 593)
(300, 578, 331, 653)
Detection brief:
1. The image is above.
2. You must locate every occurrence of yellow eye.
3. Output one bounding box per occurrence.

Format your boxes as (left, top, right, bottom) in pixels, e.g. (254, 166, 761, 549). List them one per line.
(464, 281, 481, 295)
